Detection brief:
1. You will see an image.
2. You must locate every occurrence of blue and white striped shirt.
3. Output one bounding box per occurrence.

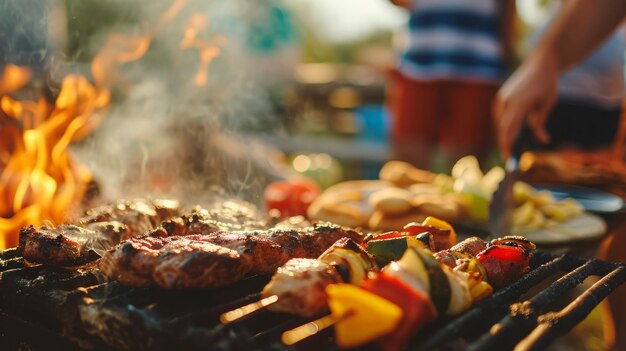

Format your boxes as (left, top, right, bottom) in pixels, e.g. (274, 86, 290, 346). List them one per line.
(398, 0, 506, 84)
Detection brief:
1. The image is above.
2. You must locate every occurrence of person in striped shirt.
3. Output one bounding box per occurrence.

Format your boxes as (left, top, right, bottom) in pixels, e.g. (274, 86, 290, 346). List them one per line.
(387, 0, 516, 170)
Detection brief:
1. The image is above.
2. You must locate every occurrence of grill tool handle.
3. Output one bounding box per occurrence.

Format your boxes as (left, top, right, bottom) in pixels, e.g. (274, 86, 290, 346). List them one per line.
(506, 123, 533, 172)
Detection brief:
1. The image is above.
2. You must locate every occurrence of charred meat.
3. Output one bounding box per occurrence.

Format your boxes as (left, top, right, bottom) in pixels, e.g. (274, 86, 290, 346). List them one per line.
(18, 199, 182, 266)
(101, 224, 363, 288)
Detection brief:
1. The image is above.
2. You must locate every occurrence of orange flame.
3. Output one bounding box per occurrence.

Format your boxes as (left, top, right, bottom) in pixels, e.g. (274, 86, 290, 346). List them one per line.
(180, 13, 224, 86)
(0, 64, 31, 96)
(0, 0, 188, 249)
(0, 71, 110, 249)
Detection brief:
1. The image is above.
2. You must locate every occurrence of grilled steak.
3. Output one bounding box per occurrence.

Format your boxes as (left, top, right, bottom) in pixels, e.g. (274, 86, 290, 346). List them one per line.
(101, 223, 363, 288)
(18, 199, 183, 266)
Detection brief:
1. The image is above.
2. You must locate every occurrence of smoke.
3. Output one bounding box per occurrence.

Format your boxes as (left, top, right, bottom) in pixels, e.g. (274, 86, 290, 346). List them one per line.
(61, 0, 296, 209)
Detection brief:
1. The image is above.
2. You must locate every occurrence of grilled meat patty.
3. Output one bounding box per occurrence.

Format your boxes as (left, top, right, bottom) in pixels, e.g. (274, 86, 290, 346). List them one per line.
(102, 224, 363, 288)
(18, 199, 182, 266)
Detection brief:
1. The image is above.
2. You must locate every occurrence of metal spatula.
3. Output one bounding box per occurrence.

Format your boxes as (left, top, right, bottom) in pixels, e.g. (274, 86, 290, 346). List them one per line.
(488, 125, 533, 237)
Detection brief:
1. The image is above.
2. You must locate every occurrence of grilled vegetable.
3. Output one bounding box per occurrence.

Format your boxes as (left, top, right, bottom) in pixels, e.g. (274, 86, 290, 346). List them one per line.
(366, 236, 410, 266)
(318, 234, 534, 350)
(477, 243, 531, 288)
(401, 216, 456, 251)
(326, 284, 403, 349)
(361, 271, 436, 351)
(397, 247, 452, 315)
(366, 216, 458, 265)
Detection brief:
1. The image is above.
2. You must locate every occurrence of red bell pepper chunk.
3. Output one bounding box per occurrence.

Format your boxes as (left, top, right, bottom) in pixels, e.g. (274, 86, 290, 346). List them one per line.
(476, 245, 530, 288)
(402, 223, 452, 251)
(362, 272, 436, 351)
(373, 231, 405, 241)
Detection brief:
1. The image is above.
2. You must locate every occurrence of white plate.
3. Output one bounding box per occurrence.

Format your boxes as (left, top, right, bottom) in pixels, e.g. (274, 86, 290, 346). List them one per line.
(514, 212, 607, 245)
(532, 184, 623, 213)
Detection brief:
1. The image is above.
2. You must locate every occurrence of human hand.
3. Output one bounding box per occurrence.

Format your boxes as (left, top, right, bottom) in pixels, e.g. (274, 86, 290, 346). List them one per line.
(493, 53, 559, 159)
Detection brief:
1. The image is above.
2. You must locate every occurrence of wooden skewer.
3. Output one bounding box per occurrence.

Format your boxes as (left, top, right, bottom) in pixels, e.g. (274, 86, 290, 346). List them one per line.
(219, 294, 279, 324)
(281, 310, 354, 346)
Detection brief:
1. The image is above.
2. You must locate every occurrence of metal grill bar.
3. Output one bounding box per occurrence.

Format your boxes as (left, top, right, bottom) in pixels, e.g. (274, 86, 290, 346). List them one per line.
(412, 254, 569, 351)
(1, 249, 625, 351)
(411, 252, 626, 351)
(518, 265, 626, 351)
(470, 259, 602, 351)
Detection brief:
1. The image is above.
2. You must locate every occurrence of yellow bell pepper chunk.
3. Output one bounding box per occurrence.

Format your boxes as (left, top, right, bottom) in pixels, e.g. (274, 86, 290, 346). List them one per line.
(422, 216, 457, 246)
(326, 284, 403, 348)
(406, 235, 426, 249)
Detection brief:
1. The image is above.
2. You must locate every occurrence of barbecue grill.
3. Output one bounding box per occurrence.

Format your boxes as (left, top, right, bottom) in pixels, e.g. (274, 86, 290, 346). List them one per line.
(0, 247, 624, 351)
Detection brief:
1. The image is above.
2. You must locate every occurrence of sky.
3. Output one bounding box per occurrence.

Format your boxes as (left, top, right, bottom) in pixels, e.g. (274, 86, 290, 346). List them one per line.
(296, 0, 408, 42)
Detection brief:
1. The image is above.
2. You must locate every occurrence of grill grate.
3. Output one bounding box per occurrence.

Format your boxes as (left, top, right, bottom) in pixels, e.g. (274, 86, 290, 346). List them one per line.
(0, 248, 624, 351)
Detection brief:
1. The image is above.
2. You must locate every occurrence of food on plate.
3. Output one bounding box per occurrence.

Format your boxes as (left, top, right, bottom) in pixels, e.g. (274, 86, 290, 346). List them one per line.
(18, 199, 182, 266)
(100, 223, 363, 288)
(367, 209, 426, 232)
(512, 182, 584, 231)
(308, 177, 467, 231)
(307, 180, 388, 228)
(369, 188, 414, 215)
(309, 156, 588, 234)
(519, 150, 626, 197)
(379, 160, 437, 187)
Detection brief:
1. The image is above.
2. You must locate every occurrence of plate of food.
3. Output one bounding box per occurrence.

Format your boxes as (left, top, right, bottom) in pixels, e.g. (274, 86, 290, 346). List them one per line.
(532, 183, 624, 214)
(513, 211, 607, 245)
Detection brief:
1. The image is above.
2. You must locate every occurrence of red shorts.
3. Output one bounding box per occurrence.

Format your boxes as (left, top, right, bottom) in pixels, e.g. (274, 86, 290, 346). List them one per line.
(387, 70, 499, 167)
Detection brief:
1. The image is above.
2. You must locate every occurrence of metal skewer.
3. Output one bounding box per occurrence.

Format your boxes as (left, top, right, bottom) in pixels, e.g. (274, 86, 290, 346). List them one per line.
(281, 310, 353, 346)
(219, 294, 279, 324)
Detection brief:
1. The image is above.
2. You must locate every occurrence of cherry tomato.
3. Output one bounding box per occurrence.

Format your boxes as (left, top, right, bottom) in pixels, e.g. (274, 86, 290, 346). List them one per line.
(264, 180, 320, 217)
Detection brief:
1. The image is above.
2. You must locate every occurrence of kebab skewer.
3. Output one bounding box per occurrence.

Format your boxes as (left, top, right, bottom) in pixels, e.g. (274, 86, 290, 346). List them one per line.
(282, 235, 535, 350)
(221, 216, 458, 323)
(221, 236, 378, 322)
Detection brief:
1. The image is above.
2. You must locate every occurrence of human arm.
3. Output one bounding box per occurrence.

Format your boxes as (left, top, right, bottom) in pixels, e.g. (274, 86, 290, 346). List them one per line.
(493, 0, 626, 159)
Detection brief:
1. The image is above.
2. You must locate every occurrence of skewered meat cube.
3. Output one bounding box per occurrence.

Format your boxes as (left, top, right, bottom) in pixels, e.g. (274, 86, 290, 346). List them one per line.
(262, 258, 343, 317)
(260, 237, 377, 317)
